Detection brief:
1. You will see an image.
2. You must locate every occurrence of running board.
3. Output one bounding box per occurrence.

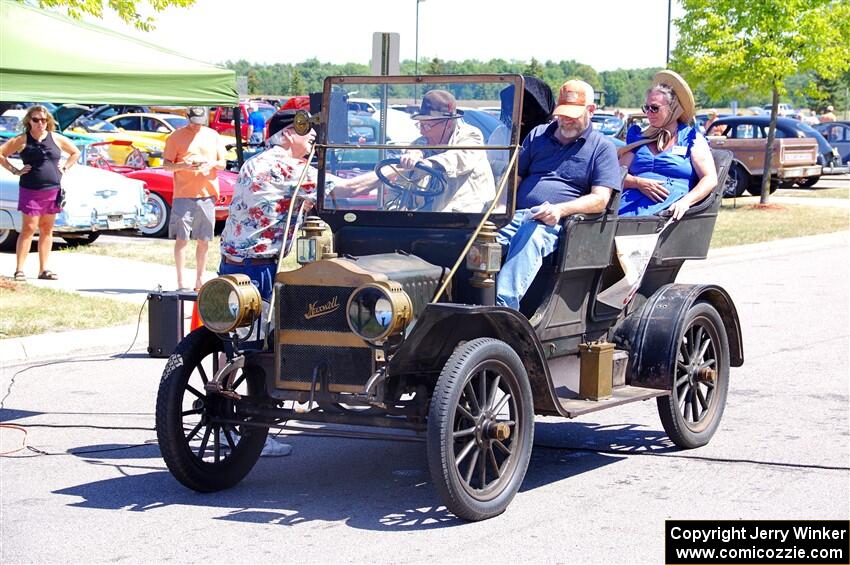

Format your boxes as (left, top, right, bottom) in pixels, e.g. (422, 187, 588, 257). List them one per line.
(557, 385, 669, 418)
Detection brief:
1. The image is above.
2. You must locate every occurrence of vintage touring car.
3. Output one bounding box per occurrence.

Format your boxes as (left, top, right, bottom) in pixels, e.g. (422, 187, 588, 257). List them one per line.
(155, 75, 743, 521)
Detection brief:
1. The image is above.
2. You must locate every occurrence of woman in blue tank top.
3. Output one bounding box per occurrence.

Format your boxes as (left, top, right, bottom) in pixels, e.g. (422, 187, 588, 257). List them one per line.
(618, 70, 717, 219)
(0, 105, 80, 281)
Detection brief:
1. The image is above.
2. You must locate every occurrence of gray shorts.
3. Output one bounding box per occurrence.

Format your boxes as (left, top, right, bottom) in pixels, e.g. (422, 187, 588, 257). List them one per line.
(169, 197, 215, 241)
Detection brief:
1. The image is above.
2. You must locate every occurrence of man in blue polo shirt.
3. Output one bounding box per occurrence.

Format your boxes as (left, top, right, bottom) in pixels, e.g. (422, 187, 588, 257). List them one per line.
(496, 79, 621, 310)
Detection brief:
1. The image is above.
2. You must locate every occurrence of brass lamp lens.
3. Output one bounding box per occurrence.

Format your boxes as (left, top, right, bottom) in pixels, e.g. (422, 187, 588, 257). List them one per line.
(293, 111, 312, 136)
(346, 282, 411, 342)
(197, 275, 262, 334)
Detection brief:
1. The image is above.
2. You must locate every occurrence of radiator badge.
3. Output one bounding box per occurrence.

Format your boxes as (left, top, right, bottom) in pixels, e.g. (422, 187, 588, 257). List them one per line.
(305, 296, 340, 320)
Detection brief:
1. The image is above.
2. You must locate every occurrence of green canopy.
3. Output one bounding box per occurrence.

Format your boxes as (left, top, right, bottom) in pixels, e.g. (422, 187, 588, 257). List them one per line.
(0, 0, 238, 106)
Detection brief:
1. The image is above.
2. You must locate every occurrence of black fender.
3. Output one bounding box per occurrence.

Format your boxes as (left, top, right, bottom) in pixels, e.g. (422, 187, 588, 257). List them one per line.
(388, 303, 561, 415)
(611, 283, 744, 390)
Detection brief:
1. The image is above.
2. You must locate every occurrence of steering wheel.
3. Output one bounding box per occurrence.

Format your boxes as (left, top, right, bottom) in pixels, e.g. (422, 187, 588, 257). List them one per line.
(374, 157, 448, 211)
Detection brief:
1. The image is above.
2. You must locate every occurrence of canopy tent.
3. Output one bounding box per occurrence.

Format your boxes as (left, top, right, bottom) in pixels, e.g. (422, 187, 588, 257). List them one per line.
(0, 0, 237, 106)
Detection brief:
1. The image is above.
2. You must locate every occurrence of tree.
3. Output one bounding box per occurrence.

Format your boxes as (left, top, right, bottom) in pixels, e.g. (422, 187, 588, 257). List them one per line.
(523, 57, 543, 78)
(673, 0, 850, 204)
(289, 69, 304, 96)
(28, 0, 196, 31)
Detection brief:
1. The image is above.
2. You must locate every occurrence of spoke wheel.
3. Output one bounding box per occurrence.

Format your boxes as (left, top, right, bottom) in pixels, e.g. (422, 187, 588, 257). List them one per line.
(427, 338, 533, 521)
(156, 327, 268, 492)
(657, 302, 729, 448)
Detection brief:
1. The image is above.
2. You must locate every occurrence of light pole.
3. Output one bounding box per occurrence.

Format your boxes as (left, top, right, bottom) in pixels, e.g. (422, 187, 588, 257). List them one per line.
(415, 0, 425, 102)
(665, 0, 672, 66)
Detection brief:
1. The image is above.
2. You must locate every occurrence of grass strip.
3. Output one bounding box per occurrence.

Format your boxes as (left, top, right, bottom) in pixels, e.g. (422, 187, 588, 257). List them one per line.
(0, 279, 142, 339)
(713, 202, 849, 248)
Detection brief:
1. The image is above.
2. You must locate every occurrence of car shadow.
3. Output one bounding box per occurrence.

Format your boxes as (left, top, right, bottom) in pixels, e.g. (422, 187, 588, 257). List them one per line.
(53, 420, 671, 530)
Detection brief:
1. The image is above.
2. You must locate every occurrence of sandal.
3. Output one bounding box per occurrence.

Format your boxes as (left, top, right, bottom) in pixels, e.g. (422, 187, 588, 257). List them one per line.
(38, 270, 59, 280)
(13, 270, 25, 282)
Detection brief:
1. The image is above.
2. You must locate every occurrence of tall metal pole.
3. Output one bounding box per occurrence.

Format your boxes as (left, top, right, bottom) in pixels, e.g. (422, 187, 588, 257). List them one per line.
(414, 0, 422, 102)
(666, 0, 672, 66)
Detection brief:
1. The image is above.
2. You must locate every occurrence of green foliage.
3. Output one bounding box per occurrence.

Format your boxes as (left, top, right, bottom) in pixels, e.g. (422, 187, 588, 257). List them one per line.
(672, 0, 850, 103)
(523, 57, 543, 78)
(29, 0, 195, 31)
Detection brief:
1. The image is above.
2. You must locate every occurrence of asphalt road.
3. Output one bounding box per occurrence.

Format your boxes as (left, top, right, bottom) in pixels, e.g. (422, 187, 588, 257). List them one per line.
(1, 233, 848, 564)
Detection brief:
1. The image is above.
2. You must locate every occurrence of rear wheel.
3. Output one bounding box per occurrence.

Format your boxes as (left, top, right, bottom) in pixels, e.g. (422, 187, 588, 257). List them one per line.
(657, 302, 729, 448)
(427, 338, 534, 521)
(0, 228, 19, 252)
(722, 163, 749, 198)
(61, 232, 101, 246)
(156, 327, 268, 492)
(141, 192, 170, 238)
(796, 176, 820, 188)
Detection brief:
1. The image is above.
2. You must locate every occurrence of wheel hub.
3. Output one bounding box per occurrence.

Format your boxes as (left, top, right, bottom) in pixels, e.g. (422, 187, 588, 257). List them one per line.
(697, 367, 716, 383)
(481, 418, 510, 441)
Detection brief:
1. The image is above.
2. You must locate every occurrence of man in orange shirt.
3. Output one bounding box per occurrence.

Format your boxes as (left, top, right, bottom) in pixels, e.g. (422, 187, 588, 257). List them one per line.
(163, 107, 227, 290)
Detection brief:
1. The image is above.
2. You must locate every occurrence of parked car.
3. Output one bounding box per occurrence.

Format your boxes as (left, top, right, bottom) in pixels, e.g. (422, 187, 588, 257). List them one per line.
(209, 102, 276, 140)
(54, 104, 166, 167)
(710, 116, 842, 193)
(122, 166, 236, 238)
(154, 74, 743, 523)
(814, 121, 850, 165)
(0, 149, 148, 250)
(107, 112, 239, 162)
(590, 113, 623, 136)
(763, 103, 794, 116)
(459, 107, 501, 141)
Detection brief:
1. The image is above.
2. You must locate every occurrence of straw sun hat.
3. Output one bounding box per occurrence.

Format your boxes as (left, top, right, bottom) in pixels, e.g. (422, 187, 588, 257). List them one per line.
(652, 69, 696, 123)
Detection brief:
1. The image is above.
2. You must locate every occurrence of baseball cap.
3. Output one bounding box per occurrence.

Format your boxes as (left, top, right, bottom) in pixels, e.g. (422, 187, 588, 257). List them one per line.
(552, 80, 594, 119)
(187, 107, 206, 124)
(412, 89, 460, 120)
(267, 109, 300, 138)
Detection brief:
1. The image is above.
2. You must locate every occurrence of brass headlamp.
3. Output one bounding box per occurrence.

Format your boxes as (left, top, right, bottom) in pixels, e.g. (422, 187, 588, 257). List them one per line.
(197, 274, 262, 334)
(346, 281, 413, 343)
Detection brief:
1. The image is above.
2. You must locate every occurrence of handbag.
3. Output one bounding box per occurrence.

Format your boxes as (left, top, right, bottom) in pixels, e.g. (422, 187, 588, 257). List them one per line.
(54, 187, 66, 209)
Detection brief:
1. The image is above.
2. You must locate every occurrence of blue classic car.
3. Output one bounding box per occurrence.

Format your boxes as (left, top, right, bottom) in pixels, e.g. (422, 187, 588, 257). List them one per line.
(814, 121, 850, 165)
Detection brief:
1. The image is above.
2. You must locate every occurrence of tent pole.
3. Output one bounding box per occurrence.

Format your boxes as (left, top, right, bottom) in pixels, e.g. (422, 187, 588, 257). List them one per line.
(233, 106, 244, 168)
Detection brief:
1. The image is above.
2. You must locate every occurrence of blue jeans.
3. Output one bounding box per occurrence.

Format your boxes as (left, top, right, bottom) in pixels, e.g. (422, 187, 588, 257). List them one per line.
(495, 210, 562, 310)
(219, 259, 276, 301)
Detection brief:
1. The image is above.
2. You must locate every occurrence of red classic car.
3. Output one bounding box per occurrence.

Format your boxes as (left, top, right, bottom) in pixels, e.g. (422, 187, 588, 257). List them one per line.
(123, 167, 236, 237)
(209, 102, 275, 140)
(83, 140, 236, 237)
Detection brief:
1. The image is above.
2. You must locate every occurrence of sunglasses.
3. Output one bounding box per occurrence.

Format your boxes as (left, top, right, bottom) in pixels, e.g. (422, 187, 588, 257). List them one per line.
(31, 117, 49, 123)
(642, 104, 665, 114)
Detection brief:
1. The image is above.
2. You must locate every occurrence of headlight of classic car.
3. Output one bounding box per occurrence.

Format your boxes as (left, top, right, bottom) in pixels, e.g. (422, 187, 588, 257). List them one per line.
(197, 274, 262, 333)
(346, 281, 412, 342)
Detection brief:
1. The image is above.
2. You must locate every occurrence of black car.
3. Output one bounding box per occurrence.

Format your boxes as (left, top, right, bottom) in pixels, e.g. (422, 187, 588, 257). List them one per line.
(154, 75, 743, 522)
(712, 115, 842, 171)
(814, 121, 850, 165)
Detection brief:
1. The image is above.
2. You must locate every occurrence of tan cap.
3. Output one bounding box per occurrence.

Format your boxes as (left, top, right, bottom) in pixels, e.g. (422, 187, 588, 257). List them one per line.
(552, 80, 594, 119)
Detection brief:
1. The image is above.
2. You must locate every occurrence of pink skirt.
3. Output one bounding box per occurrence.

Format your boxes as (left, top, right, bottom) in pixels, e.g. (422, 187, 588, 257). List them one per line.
(17, 186, 61, 216)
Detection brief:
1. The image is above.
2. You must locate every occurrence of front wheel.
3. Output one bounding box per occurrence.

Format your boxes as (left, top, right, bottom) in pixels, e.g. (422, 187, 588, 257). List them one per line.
(657, 302, 730, 448)
(156, 327, 268, 492)
(427, 338, 534, 521)
(141, 192, 170, 238)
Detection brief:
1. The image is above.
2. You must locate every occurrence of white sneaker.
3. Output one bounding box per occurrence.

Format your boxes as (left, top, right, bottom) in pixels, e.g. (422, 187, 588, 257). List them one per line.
(261, 437, 293, 457)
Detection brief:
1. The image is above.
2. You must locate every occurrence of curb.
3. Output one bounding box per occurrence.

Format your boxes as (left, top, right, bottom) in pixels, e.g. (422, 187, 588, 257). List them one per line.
(0, 322, 150, 367)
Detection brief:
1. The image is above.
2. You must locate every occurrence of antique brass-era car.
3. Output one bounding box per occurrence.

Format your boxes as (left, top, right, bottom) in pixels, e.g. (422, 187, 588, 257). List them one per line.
(155, 75, 743, 521)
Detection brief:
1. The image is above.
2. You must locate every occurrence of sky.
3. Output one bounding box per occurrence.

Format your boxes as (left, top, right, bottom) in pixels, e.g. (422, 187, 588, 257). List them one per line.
(90, 0, 685, 71)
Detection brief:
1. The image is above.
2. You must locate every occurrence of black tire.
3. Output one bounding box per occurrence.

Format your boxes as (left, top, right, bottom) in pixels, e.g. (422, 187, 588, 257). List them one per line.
(0, 228, 18, 252)
(61, 232, 101, 246)
(796, 176, 820, 188)
(427, 338, 534, 521)
(156, 327, 268, 492)
(722, 163, 749, 198)
(141, 192, 170, 238)
(746, 177, 778, 196)
(657, 302, 730, 449)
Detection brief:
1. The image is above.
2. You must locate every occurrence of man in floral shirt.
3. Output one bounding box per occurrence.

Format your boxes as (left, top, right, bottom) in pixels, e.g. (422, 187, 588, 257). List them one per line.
(219, 110, 320, 300)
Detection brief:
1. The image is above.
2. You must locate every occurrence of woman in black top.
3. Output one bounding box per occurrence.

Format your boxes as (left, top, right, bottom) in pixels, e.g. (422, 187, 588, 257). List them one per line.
(0, 105, 80, 281)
